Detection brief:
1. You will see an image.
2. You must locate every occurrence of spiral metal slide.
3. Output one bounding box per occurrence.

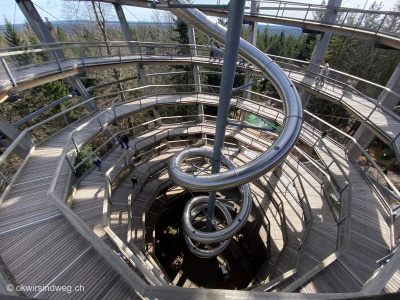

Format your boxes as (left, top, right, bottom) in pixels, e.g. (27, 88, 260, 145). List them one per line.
(167, 0, 303, 257)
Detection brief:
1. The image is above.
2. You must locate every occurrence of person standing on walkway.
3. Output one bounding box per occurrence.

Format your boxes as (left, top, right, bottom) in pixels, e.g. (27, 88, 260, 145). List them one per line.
(117, 135, 124, 148)
(122, 134, 129, 149)
(215, 43, 222, 62)
(318, 63, 329, 86)
(92, 155, 101, 171)
(209, 46, 214, 60)
(131, 175, 138, 189)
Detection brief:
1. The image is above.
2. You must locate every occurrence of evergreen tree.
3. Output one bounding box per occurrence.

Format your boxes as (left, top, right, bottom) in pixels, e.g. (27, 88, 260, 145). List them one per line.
(56, 24, 68, 42)
(45, 17, 54, 32)
(170, 18, 192, 90)
(23, 20, 31, 33)
(172, 18, 189, 45)
(295, 33, 316, 61)
(3, 17, 37, 66)
(3, 18, 24, 47)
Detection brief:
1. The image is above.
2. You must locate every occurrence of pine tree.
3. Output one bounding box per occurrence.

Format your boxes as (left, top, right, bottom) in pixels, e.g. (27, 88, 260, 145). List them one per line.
(170, 18, 192, 90)
(56, 24, 68, 42)
(45, 17, 54, 32)
(3, 18, 24, 47)
(3, 17, 37, 66)
(172, 18, 188, 43)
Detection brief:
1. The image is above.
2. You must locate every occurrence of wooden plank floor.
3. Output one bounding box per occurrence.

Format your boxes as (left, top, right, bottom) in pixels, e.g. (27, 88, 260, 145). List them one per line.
(382, 269, 400, 293)
(0, 92, 398, 297)
(2, 54, 398, 151)
(0, 110, 146, 299)
(294, 130, 392, 293)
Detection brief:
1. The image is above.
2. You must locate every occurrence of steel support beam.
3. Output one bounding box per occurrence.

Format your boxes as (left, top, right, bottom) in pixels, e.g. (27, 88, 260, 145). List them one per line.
(242, 0, 260, 103)
(348, 61, 400, 160)
(206, 0, 246, 232)
(299, 0, 342, 108)
(16, 0, 97, 113)
(187, 24, 204, 122)
(114, 3, 152, 95)
(0, 116, 32, 159)
(113, 3, 158, 125)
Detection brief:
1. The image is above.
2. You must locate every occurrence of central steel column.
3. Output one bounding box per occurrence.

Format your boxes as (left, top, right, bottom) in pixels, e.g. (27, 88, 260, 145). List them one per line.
(205, 0, 246, 232)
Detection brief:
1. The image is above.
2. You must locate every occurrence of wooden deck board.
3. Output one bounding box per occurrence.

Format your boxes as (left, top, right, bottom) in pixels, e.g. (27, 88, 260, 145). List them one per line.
(1, 90, 398, 297)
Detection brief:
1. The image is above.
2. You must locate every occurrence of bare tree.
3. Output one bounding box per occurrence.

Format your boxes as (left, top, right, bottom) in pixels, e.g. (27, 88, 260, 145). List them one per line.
(63, 1, 126, 101)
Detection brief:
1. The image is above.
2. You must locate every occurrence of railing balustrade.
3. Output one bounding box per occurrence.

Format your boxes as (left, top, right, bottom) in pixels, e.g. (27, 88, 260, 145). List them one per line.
(0, 87, 398, 247)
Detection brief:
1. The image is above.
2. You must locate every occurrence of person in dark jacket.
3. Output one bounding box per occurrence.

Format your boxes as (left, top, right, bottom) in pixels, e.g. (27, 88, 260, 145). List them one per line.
(131, 175, 138, 189)
(122, 134, 129, 149)
(117, 135, 124, 148)
(215, 44, 221, 62)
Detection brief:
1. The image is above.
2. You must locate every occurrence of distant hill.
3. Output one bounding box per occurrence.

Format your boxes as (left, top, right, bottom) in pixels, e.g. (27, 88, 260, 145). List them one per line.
(0, 21, 303, 38)
(258, 24, 303, 38)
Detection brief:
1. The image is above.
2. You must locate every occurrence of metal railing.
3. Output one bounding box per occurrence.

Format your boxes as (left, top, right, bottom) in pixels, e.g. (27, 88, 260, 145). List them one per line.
(0, 42, 219, 89)
(1, 41, 399, 112)
(240, 1, 400, 40)
(1, 88, 397, 294)
(0, 87, 396, 249)
(1, 41, 398, 159)
(267, 58, 400, 152)
(1, 88, 398, 222)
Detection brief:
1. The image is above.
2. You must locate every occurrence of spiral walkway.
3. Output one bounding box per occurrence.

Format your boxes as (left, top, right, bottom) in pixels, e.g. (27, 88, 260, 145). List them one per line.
(1, 0, 400, 299)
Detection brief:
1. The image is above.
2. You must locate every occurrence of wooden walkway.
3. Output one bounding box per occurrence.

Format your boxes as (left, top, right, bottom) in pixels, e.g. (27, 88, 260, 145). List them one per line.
(0, 92, 398, 298)
(2, 53, 399, 154)
(0, 111, 142, 299)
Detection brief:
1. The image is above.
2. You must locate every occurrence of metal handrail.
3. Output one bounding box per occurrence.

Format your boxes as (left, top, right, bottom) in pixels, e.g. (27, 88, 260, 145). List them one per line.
(2, 45, 398, 151)
(267, 54, 400, 101)
(272, 60, 400, 125)
(3, 41, 398, 103)
(248, 89, 400, 202)
(1, 89, 398, 211)
(223, 1, 400, 41)
(94, 117, 348, 291)
(0, 107, 358, 294)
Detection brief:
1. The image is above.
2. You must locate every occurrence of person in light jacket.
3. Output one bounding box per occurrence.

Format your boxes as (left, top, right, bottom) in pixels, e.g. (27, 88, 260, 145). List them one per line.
(318, 63, 329, 86)
(92, 155, 101, 171)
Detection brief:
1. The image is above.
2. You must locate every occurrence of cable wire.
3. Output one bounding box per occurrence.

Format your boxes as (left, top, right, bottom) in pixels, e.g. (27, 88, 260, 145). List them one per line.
(123, 5, 142, 23)
(32, 1, 101, 42)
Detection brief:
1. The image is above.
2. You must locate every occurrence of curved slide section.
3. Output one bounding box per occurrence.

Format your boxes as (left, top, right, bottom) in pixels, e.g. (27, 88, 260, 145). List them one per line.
(180, 149, 252, 258)
(168, 0, 303, 191)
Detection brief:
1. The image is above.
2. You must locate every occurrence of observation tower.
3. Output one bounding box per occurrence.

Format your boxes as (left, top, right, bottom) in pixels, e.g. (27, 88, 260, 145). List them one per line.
(0, 0, 399, 299)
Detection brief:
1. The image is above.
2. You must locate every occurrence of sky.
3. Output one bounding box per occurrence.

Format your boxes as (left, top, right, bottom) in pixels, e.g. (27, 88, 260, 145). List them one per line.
(0, 0, 398, 25)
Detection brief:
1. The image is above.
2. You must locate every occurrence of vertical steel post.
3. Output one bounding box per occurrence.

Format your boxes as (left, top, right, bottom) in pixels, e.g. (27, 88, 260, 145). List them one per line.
(113, 107, 117, 122)
(72, 137, 80, 153)
(0, 171, 10, 185)
(79, 46, 85, 67)
(26, 133, 35, 146)
(1, 58, 17, 87)
(98, 118, 104, 131)
(53, 50, 63, 73)
(205, 0, 246, 232)
(63, 114, 70, 126)
(65, 156, 75, 173)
